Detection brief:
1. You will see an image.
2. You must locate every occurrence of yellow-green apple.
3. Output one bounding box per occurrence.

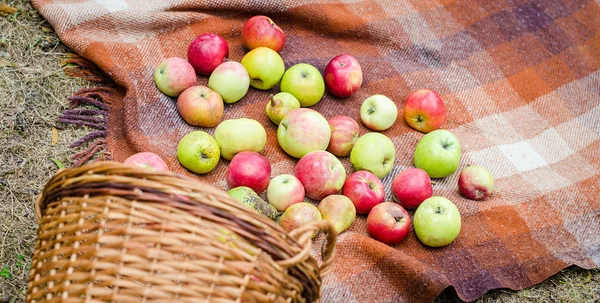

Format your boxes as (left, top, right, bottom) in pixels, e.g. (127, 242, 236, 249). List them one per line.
(323, 54, 362, 98)
(458, 165, 494, 200)
(154, 57, 197, 97)
(123, 152, 169, 171)
(367, 202, 411, 245)
(342, 170, 385, 214)
(265, 92, 300, 125)
(241, 15, 286, 52)
(391, 168, 432, 209)
(241, 47, 285, 90)
(177, 131, 220, 174)
(403, 89, 446, 133)
(327, 116, 359, 157)
(360, 94, 398, 131)
(279, 202, 322, 234)
(277, 108, 330, 158)
(317, 195, 356, 234)
(414, 129, 461, 178)
(226, 151, 271, 193)
(280, 63, 325, 107)
(208, 61, 249, 104)
(296, 151, 346, 200)
(187, 33, 229, 76)
(214, 118, 267, 160)
(228, 186, 278, 220)
(266, 174, 305, 212)
(413, 196, 461, 247)
(350, 133, 395, 179)
(177, 85, 224, 127)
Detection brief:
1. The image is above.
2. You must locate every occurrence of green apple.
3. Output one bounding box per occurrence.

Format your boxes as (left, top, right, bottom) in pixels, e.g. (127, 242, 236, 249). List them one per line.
(228, 186, 278, 220)
(280, 63, 325, 107)
(277, 108, 330, 158)
(214, 118, 267, 160)
(349, 132, 395, 179)
(413, 196, 461, 247)
(240, 47, 285, 90)
(177, 131, 220, 174)
(207, 61, 250, 104)
(265, 92, 300, 125)
(360, 94, 398, 131)
(414, 129, 461, 178)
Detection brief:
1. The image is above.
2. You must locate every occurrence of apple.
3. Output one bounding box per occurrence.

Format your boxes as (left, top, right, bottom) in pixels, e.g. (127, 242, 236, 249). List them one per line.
(241, 15, 286, 52)
(404, 89, 446, 133)
(317, 195, 356, 234)
(241, 47, 285, 90)
(296, 151, 346, 200)
(187, 33, 229, 76)
(349, 133, 395, 179)
(228, 186, 278, 220)
(414, 129, 461, 178)
(342, 170, 385, 214)
(266, 174, 305, 212)
(277, 108, 330, 159)
(214, 118, 267, 161)
(265, 92, 301, 125)
(367, 202, 411, 245)
(177, 131, 220, 174)
(207, 61, 250, 104)
(327, 116, 359, 157)
(323, 54, 363, 98)
(279, 202, 322, 234)
(177, 85, 224, 127)
(280, 63, 325, 107)
(153, 57, 196, 97)
(458, 165, 494, 201)
(391, 168, 433, 209)
(360, 94, 398, 131)
(123, 152, 169, 171)
(413, 196, 461, 247)
(226, 151, 271, 194)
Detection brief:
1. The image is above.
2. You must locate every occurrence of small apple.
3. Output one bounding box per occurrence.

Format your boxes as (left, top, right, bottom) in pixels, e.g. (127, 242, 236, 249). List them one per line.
(241, 47, 285, 90)
(265, 92, 301, 125)
(324, 54, 363, 98)
(154, 57, 196, 97)
(296, 151, 346, 200)
(413, 196, 461, 247)
(214, 119, 267, 161)
(360, 94, 398, 131)
(279, 202, 322, 234)
(123, 152, 169, 171)
(458, 165, 494, 201)
(187, 33, 229, 76)
(327, 116, 359, 157)
(277, 108, 331, 159)
(280, 63, 325, 107)
(317, 195, 356, 234)
(177, 85, 224, 127)
(349, 133, 395, 179)
(342, 170, 385, 214)
(208, 61, 250, 104)
(404, 89, 446, 133)
(241, 15, 286, 52)
(266, 174, 305, 212)
(228, 186, 278, 220)
(226, 151, 271, 194)
(367, 202, 411, 245)
(414, 129, 461, 178)
(177, 131, 220, 174)
(391, 168, 433, 209)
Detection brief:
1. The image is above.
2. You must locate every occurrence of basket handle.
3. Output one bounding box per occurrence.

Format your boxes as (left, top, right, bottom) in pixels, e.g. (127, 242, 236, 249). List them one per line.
(35, 194, 43, 223)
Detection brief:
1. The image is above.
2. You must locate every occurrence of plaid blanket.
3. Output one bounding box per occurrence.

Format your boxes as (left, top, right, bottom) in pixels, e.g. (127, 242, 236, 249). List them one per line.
(32, 0, 600, 302)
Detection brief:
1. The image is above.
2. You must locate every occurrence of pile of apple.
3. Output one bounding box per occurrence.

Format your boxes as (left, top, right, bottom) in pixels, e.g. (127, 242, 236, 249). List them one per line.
(126, 15, 496, 248)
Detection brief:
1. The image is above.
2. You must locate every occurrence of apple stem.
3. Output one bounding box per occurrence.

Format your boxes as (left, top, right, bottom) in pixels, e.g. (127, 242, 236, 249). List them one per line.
(269, 95, 280, 108)
(430, 181, 436, 186)
(394, 216, 403, 222)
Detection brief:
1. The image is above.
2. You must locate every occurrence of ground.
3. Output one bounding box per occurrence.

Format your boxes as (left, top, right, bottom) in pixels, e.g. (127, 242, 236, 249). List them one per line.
(0, 1, 598, 302)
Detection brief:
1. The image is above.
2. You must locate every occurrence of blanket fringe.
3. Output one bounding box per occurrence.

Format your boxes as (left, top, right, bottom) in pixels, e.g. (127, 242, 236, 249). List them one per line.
(61, 53, 108, 82)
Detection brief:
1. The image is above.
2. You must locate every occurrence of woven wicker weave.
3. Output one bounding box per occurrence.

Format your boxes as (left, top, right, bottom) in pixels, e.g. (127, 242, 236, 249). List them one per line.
(27, 161, 336, 303)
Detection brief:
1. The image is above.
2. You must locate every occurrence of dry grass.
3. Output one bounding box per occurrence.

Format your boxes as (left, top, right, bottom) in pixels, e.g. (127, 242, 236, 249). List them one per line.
(0, 0, 598, 302)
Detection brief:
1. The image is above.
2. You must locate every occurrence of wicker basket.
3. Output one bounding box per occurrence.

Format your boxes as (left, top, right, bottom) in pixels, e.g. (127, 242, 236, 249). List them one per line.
(27, 161, 336, 303)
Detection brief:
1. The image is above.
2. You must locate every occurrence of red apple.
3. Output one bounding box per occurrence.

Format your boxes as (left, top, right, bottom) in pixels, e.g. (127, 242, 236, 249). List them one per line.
(226, 151, 271, 194)
(324, 54, 363, 98)
(391, 168, 433, 209)
(279, 202, 322, 235)
(458, 165, 494, 201)
(177, 85, 224, 127)
(367, 202, 411, 245)
(403, 89, 446, 133)
(187, 33, 229, 76)
(123, 152, 169, 171)
(153, 57, 197, 97)
(241, 15, 286, 52)
(342, 170, 385, 214)
(296, 151, 346, 200)
(327, 116, 359, 157)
